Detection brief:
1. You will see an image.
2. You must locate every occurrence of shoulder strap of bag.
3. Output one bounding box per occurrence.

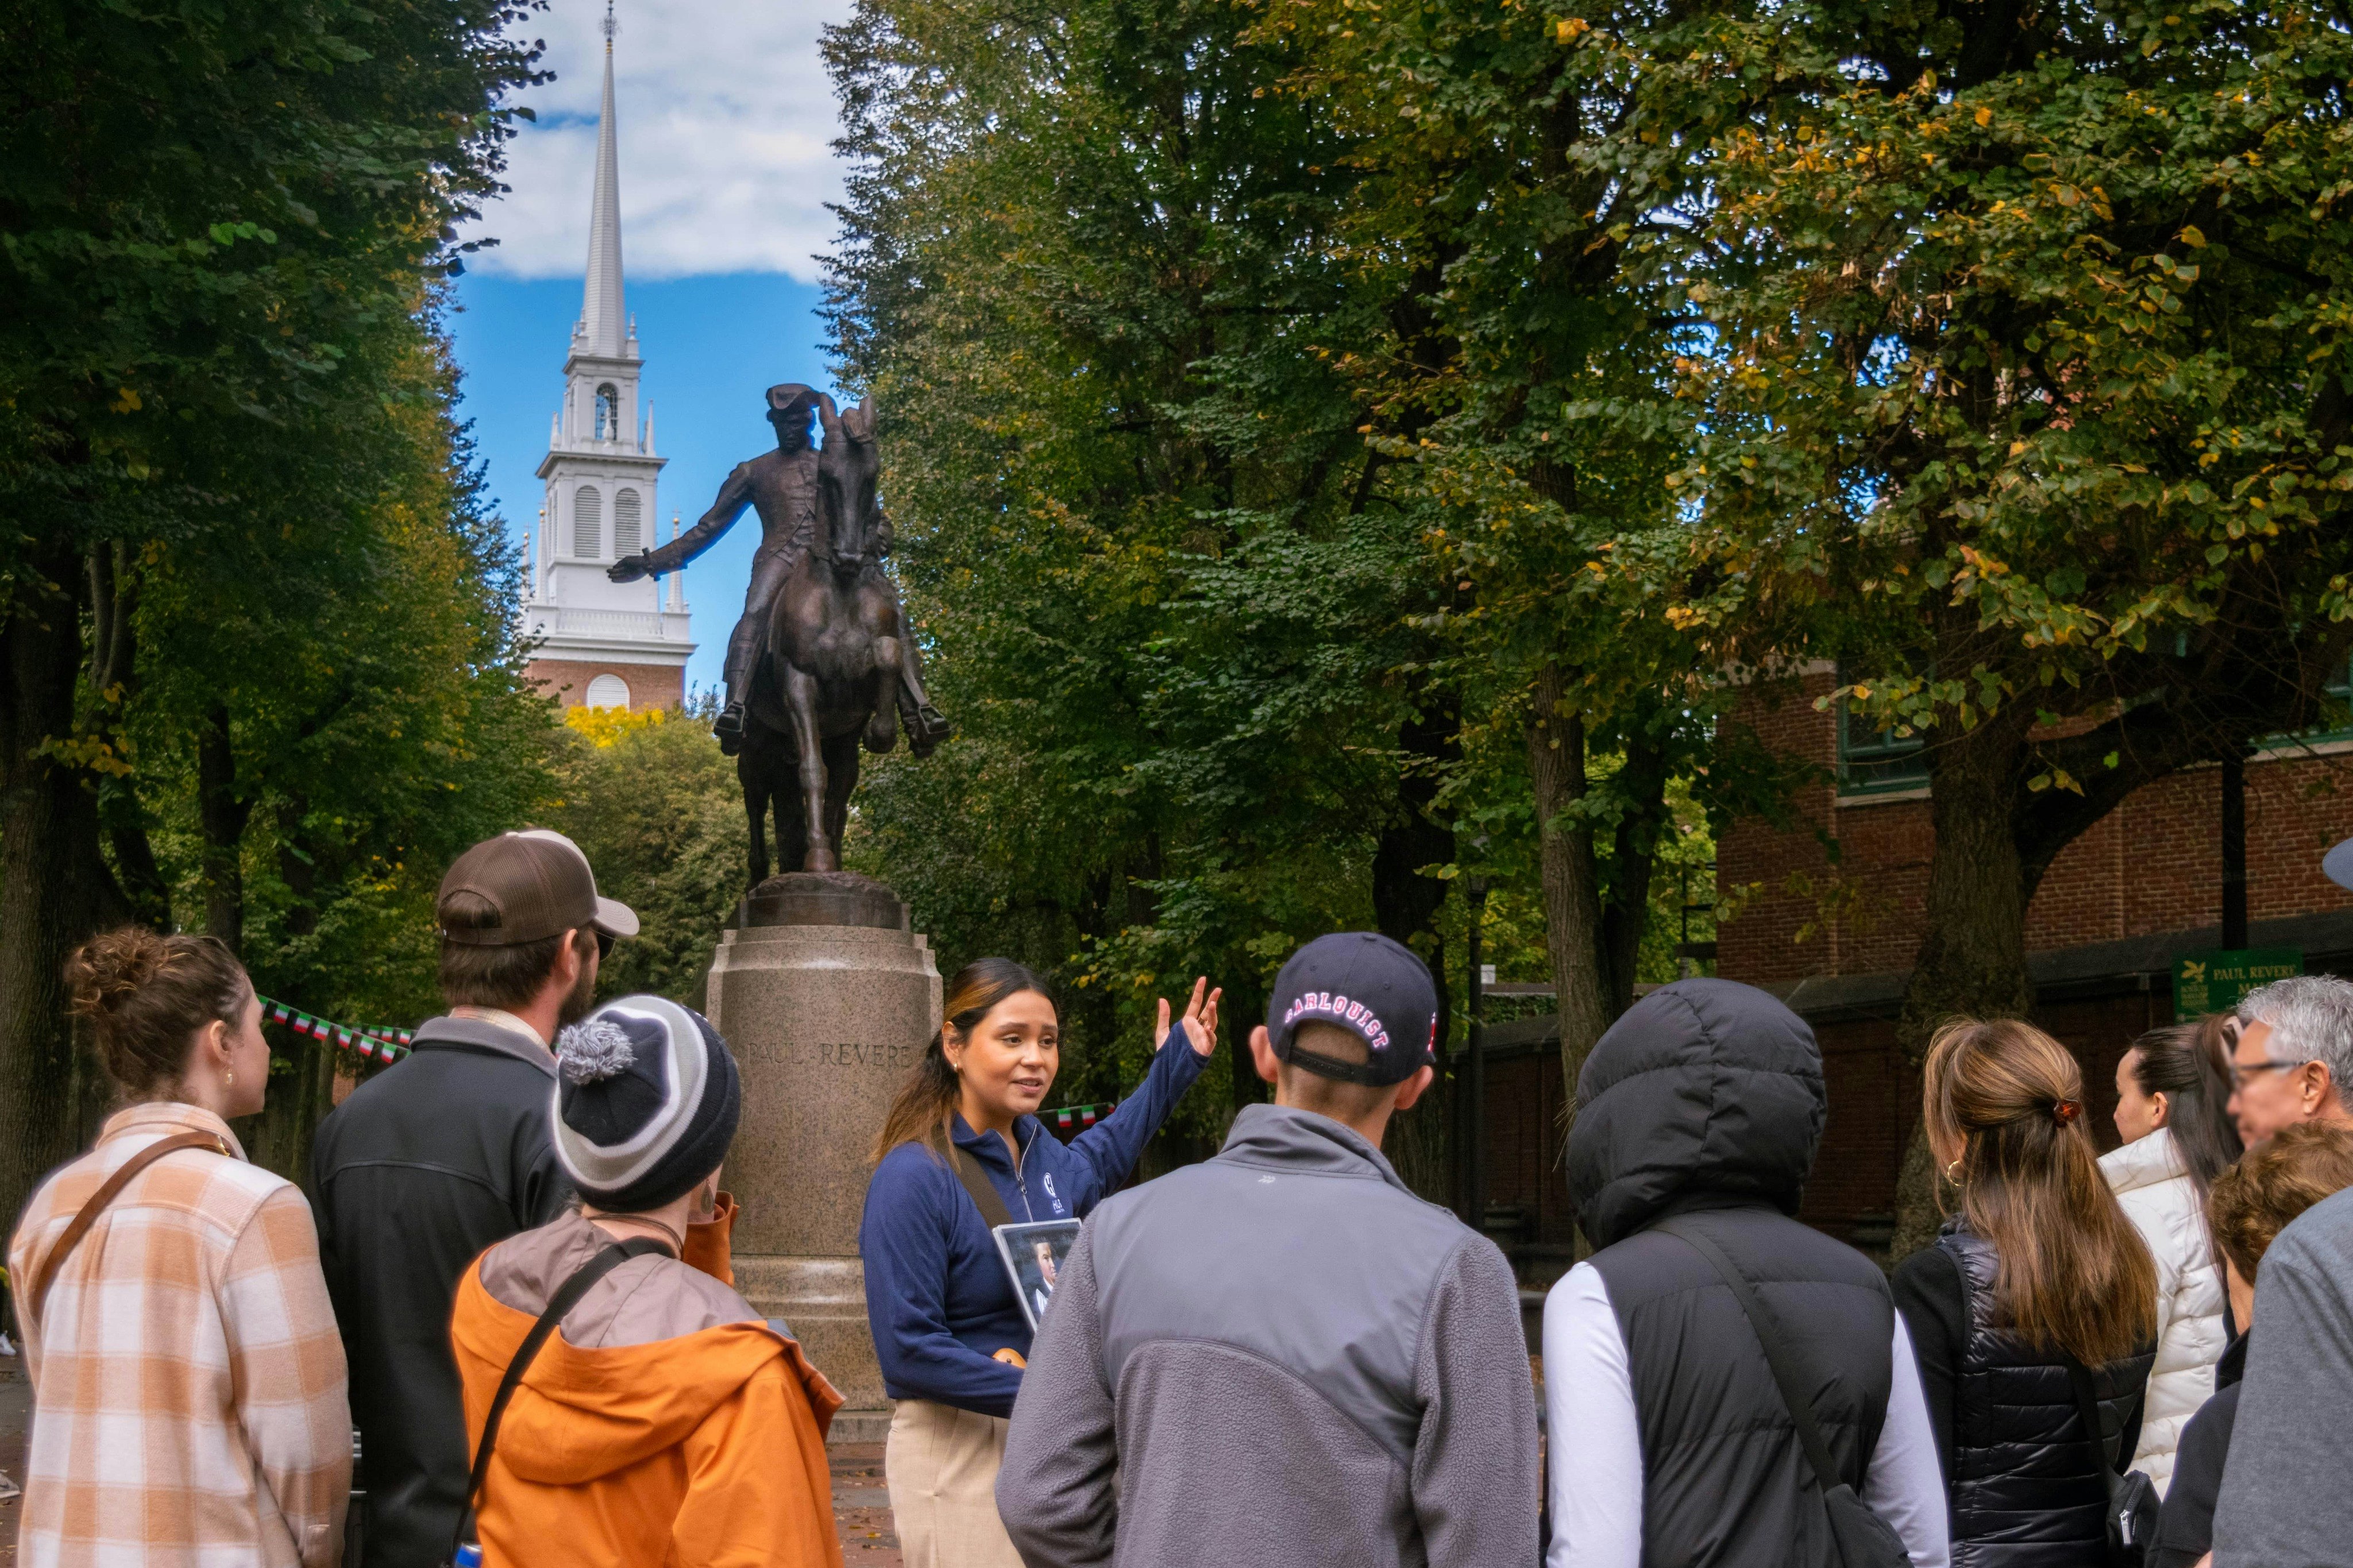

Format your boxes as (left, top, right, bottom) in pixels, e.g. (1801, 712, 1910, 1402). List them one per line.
(29, 1130, 229, 1319)
(948, 1142, 1013, 1230)
(1656, 1215, 1856, 1498)
(446, 1235, 671, 1563)
(2064, 1358, 2118, 1477)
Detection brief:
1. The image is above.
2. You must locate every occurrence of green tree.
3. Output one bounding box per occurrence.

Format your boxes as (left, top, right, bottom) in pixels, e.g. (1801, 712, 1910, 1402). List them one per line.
(825, 0, 1476, 1188)
(1250, 0, 1800, 1107)
(0, 0, 548, 1209)
(118, 321, 561, 1176)
(1635, 0, 2353, 1246)
(551, 701, 749, 1007)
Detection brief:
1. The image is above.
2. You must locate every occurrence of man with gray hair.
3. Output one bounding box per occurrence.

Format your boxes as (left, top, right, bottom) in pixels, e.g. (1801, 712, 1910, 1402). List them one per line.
(2230, 974, 2353, 1146)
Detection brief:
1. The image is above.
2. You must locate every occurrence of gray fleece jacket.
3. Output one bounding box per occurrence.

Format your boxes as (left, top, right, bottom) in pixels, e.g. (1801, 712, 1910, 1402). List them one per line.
(2212, 1184, 2353, 1568)
(994, 1102, 1538, 1568)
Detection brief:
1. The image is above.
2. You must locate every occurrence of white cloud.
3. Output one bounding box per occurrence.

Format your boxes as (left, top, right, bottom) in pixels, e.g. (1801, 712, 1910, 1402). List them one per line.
(467, 0, 851, 282)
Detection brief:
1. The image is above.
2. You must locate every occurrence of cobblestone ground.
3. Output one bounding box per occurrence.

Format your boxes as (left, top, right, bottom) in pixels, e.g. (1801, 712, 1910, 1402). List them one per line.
(0, 1364, 900, 1567)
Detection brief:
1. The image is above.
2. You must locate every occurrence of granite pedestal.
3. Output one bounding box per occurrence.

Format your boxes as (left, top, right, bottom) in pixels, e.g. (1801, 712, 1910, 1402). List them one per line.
(705, 872, 941, 1444)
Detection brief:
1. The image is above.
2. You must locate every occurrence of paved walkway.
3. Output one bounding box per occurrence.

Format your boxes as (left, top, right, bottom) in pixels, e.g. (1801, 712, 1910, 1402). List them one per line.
(0, 1361, 900, 1566)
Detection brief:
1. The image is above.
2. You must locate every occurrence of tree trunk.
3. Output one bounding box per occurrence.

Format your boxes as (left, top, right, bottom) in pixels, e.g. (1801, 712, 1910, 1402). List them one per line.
(1530, 664, 1613, 1101)
(1372, 698, 1460, 1204)
(198, 702, 250, 953)
(1887, 719, 2036, 1260)
(87, 543, 169, 928)
(0, 554, 121, 1224)
(1598, 719, 1673, 1015)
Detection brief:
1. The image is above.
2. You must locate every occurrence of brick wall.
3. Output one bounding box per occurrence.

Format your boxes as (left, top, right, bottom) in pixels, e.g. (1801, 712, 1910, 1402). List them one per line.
(524, 658, 685, 713)
(1718, 685, 2353, 980)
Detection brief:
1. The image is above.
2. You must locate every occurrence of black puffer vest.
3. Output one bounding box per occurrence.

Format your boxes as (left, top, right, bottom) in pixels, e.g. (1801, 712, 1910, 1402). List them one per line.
(1941, 1227, 2155, 1568)
(1588, 1202, 1895, 1568)
(1571, 979, 1897, 1568)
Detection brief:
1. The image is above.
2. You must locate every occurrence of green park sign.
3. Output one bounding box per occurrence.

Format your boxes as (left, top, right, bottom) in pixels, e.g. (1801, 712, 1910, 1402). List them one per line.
(2173, 948, 2304, 1016)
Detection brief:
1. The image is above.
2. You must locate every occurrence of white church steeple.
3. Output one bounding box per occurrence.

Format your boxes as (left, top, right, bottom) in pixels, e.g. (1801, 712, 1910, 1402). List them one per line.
(576, 6, 628, 359)
(520, 0, 692, 715)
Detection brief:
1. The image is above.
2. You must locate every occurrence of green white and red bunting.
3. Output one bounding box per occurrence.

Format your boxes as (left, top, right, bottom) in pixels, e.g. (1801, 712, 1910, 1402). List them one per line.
(257, 996, 414, 1065)
(1047, 1102, 1116, 1134)
(256, 1006, 1129, 1100)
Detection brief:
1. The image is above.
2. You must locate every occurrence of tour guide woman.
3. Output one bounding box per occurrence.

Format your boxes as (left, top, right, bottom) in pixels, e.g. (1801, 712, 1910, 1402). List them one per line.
(860, 957, 1220, 1568)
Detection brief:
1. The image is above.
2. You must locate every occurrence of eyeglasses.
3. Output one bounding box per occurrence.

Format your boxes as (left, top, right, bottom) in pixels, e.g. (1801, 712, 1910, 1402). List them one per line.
(2231, 1059, 2309, 1090)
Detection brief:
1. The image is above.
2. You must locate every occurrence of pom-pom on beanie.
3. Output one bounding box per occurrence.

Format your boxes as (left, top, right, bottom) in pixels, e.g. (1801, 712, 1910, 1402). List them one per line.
(551, 994, 741, 1212)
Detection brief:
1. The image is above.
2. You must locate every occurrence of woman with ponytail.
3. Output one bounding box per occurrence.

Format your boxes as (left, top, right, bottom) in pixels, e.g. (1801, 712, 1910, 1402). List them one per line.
(858, 958, 1221, 1568)
(1895, 1017, 2159, 1568)
(2100, 1015, 2242, 1493)
(7, 929, 349, 1566)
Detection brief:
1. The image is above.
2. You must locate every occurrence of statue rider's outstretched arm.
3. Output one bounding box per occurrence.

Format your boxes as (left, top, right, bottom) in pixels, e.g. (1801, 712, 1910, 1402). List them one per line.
(610, 464, 755, 582)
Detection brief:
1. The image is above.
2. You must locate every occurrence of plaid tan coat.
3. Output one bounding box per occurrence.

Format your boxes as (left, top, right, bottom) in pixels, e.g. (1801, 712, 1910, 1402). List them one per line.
(8, 1102, 350, 1567)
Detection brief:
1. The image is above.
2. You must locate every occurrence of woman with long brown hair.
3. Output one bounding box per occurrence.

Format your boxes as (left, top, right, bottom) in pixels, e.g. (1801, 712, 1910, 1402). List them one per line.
(2100, 1014, 2242, 1493)
(1895, 1017, 2159, 1567)
(858, 957, 1220, 1568)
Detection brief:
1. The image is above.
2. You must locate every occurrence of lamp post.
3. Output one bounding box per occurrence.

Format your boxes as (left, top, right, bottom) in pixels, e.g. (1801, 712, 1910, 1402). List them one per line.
(1464, 874, 1489, 1234)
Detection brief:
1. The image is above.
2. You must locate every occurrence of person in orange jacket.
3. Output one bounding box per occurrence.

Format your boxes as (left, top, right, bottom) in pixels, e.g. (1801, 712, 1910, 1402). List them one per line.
(450, 995, 843, 1567)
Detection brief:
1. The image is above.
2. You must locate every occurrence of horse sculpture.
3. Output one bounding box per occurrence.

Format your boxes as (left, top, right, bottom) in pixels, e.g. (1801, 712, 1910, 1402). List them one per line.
(738, 393, 911, 879)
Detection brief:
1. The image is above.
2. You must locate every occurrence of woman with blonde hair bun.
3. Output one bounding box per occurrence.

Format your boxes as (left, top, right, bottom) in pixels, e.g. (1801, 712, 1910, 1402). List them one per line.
(1894, 1017, 2159, 1567)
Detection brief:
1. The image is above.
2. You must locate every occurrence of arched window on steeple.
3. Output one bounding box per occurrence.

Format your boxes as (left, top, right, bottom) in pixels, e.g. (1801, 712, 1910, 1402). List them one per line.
(574, 485, 603, 558)
(595, 384, 619, 441)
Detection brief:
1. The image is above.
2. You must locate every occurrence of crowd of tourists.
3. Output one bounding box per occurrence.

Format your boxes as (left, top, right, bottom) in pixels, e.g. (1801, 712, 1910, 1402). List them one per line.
(8, 825, 2353, 1567)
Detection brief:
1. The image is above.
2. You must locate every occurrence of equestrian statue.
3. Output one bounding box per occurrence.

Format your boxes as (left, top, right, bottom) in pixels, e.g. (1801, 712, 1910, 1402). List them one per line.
(610, 384, 948, 878)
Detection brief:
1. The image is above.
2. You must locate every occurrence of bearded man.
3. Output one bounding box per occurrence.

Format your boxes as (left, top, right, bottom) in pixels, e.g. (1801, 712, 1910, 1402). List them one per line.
(310, 831, 637, 1567)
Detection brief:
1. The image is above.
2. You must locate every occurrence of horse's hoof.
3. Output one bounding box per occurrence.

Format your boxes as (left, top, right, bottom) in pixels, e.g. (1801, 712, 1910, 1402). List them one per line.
(805, 848, 840, 873)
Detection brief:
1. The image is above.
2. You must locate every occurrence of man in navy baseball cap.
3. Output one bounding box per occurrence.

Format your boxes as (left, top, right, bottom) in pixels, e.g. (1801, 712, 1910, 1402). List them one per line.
(1264, 930, 1441, 1088)
(998, 933, 1536, 1565)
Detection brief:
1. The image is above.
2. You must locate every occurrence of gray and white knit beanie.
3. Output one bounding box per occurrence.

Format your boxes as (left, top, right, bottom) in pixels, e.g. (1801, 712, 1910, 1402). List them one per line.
(551, 994, 742, 1212)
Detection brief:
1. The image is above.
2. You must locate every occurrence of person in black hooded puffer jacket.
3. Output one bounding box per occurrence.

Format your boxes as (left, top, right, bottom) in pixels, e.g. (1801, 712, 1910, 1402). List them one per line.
(1893, 1017, 2158, 1568)
(1542, 979, 1950, 1568)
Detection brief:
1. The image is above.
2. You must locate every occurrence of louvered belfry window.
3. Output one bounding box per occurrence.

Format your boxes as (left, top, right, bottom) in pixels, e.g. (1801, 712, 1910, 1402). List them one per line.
(614, 488, 642, 556)
(575, 485, 603, 558)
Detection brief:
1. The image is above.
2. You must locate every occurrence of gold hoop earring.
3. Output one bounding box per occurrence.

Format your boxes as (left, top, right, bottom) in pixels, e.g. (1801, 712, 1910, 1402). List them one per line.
(1943, 1158, 1962, 1184)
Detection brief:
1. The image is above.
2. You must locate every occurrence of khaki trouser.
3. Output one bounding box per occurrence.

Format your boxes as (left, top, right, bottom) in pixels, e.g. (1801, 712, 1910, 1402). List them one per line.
(886, 1398, 1025, 1568)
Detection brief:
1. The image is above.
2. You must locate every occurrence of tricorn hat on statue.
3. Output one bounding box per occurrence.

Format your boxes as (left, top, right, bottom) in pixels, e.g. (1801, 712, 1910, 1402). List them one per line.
(766, 383, 820, 419)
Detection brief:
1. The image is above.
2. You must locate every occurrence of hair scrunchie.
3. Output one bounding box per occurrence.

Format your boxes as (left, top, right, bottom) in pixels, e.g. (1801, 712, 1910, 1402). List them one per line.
(2053, 1098, 2082, 1126)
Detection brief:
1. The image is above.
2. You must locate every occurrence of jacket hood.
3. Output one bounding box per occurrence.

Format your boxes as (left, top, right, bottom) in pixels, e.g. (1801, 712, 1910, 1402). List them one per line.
(1566, 978, 1826, 1248)
(2100, 1125, 2188, 1196)
(450, 1269, 832, 1484)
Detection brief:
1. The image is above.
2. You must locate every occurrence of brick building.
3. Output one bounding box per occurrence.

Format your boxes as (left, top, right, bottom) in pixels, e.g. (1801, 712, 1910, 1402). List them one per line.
(1711, 666, 2353, 1250)
(1471, 664, 2353, 1283)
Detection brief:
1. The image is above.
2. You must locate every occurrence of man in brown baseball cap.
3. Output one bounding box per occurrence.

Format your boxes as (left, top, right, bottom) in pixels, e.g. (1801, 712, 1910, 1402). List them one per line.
(310, 829, 637, 1568)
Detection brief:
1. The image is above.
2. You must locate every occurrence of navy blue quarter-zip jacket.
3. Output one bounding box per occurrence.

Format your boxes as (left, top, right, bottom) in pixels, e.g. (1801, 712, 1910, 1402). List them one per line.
(859, 1033, 1207, 1416)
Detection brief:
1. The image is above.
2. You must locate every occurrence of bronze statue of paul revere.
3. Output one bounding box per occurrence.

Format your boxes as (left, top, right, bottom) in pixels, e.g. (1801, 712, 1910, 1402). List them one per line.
(610, 384, 949, 876)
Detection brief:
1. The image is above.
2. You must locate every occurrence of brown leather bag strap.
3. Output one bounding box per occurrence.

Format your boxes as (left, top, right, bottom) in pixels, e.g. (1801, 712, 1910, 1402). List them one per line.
(29, 1131, 229, 1320)
(948, 1144, 1013, 1231)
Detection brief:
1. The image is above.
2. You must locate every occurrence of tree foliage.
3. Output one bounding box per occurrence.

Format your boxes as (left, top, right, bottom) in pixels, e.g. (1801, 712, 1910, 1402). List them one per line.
(0, 0, 556, 1204)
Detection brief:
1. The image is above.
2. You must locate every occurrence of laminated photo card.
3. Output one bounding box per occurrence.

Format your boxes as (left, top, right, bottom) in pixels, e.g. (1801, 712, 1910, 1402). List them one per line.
(993, 1219, 1082, 1331)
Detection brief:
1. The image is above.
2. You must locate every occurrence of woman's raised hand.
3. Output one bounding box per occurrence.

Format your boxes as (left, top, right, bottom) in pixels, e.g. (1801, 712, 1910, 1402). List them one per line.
(1155, 976, 1222, 1059)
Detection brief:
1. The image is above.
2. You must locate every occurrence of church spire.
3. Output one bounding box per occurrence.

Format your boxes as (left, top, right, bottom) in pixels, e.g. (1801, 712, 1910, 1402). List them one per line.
(577, 1, 628, 358)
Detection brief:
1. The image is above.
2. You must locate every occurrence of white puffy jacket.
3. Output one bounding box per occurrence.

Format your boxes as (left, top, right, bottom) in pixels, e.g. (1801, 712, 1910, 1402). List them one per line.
(2099, 1125, 2228, 1494)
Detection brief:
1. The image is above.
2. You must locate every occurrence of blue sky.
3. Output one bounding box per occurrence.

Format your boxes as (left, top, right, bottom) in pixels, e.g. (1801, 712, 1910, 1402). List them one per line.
(447, 272, 836, 696)
(443, 0, 851, 694)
